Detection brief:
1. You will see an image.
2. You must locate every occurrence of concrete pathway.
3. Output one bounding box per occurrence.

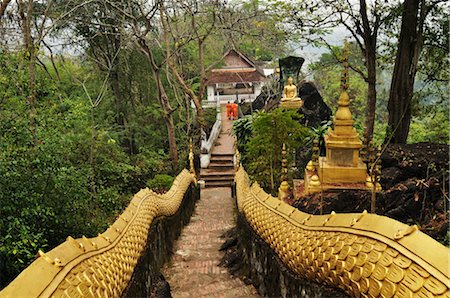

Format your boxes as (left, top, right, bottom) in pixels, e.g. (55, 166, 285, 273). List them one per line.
(162, 107, 258, 298)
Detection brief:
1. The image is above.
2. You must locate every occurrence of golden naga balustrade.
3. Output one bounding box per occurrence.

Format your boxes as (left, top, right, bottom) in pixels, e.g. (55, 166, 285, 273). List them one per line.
(0, 169, 196, 298)
(235, 167, 450, 297)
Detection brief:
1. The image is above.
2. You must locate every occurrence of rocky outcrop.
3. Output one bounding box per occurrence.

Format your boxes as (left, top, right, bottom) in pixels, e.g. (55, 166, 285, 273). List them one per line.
(243, 80, 332, 129)
(297, 81, 332, 127)
(294, 142, 449, 244)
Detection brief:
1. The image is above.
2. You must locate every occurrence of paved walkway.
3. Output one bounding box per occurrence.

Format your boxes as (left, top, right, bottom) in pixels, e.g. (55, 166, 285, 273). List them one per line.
(211, 107, 234, 155)
(162, 107, 258, 298)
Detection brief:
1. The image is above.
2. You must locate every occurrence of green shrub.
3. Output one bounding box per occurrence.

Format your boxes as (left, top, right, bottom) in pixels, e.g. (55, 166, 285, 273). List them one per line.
(242, 108, 311, 194)
(146, 174, 175, 193)
(232, 114, 254, 157)
(203, 107, 218, 138)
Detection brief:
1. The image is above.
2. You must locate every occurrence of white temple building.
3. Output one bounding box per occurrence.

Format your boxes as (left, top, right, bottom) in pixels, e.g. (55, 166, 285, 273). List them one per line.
(205, 49, 267, 106)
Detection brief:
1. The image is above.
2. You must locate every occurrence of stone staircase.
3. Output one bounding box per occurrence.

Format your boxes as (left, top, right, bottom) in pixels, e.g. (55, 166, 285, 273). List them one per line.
(200, 153, 234, 188)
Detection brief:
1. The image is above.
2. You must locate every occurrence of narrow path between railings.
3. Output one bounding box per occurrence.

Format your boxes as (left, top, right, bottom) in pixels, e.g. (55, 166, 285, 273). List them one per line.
(162, 106, 259, 297)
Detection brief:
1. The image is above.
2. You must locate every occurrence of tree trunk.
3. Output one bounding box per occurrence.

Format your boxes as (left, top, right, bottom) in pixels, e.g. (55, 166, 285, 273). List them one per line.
(18, 0, 37, 144)
(167, 57, 205, 128)
(110, 70, 134, 155)
(358, 0, 379, 142)
(154, 71, 179, 170)
(364, 43, 377, 141)
(386, 0, 424, 144)
(137, 38, 179, 169)
(160, 2, 205, 128)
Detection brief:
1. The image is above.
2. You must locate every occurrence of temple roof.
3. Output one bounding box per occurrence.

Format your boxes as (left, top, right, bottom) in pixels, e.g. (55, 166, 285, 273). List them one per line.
(207, 49, 266, 85)
(208, 69, 266, 84)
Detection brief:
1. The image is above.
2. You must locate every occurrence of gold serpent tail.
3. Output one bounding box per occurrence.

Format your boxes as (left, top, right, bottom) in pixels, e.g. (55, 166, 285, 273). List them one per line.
(0, 169, 195, 298)
(235, 167, 450, 297)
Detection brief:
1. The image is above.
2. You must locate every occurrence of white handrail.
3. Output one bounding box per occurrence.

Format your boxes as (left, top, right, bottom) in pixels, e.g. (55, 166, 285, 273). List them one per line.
(200, 112, 222, 168)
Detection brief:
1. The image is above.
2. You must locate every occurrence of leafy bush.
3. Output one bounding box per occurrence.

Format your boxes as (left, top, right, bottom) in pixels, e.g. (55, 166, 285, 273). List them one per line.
(0, 51, 183, 288)
(146, 174, 175, 193)
(239, 108, 311, 194)
(202, 107, 218, 138)
(232, 114, 254, 158)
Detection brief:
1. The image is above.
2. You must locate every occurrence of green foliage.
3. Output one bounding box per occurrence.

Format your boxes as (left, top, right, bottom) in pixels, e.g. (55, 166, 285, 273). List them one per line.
(0, 50, 177, 287)
(407, 108, 449, 144)
(240, 109, 311, 193)
(146, 174, 175, 193)
(0, 0, 292, 288)
(309, 62, 370, 124)
(202, 107, 218, 137)
(232, 115, 254, 157)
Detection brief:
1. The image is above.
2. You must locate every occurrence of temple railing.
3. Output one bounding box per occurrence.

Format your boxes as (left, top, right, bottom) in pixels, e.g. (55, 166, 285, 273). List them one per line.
(0, 169, 197, 298)
(234, 166, 450, 297)
(200, 111, 222, 168)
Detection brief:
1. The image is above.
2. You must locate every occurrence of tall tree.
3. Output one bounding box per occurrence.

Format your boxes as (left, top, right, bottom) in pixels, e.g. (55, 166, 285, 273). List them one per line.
(17, 0, 37, 143)
(386, 0, 446, 143)
(61, 0, 180, 168)
(159, 0, 221, 128)
(275, 0, 391, 141)
(127, 0, 180, 169)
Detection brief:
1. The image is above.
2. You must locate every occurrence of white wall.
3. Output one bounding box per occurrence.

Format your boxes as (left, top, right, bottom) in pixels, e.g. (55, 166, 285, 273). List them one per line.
(207, 85, 215, 102)
(254, 83, 262, 97)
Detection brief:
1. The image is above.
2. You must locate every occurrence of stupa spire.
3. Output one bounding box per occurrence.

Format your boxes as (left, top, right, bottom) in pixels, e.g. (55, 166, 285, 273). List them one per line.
(334, 40, 354, 130)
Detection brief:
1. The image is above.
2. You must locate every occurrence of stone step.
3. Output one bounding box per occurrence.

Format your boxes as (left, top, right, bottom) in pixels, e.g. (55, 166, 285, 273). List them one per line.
(208, 163, 234, 169)
(200, 169, 234, 177)
(211, 152, 234, 158)
(209, 157, 233, 164)
(204, 181, 233, 188)
(202, 175, 234, 182)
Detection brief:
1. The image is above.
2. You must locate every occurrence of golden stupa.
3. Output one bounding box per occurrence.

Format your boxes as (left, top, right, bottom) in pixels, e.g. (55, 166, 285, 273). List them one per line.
(304, 41, 381, 194)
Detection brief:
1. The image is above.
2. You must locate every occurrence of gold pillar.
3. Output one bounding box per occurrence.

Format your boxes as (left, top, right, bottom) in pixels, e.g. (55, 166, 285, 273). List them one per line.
(189, 138, 197, 184)
(235, 147, 240, 172)
(278, 143, 291, 200)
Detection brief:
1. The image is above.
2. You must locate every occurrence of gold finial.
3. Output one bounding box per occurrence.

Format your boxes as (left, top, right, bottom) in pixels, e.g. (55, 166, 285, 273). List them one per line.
(310, 174, 321, 186)
(306, 160, 314, 171)
(279, 143, 291, 201)
(235, 147, 240, 172)
(312, 138, 320, 171)
(341, 40, 350, 91)
(281, 143, 287, 183)
(189, 138, 195, 177)
(335, 40, 352, 122)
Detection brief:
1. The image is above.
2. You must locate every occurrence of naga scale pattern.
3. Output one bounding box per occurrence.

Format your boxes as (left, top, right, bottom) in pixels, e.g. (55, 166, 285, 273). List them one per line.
(0, 169, 195, 298)
(235, 167, 450, 297)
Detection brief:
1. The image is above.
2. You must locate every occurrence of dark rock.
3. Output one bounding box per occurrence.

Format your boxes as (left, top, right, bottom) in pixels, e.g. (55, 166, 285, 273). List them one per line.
(381, 143, 448, 178)
(297, 81, 332, 127)
(245, 81, 332, 129)
(295, 143, 449, 245)
(380, 166, 405, 189)
(219, 237, 238, 251)
(149, 272, 172, 298)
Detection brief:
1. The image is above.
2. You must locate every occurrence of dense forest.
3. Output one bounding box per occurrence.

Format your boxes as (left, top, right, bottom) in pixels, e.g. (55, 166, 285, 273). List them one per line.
(0, 0, 448, 288)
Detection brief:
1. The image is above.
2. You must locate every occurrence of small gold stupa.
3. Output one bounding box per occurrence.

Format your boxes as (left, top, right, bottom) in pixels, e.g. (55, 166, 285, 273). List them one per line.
(303, 41, 381, 194)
